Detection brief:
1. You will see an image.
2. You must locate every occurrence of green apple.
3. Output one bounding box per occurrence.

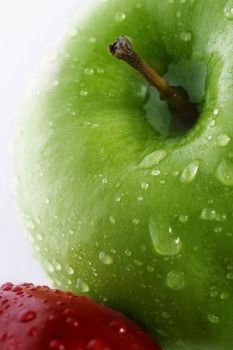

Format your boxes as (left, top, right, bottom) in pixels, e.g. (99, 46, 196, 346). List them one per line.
(13, 0, 233, 349)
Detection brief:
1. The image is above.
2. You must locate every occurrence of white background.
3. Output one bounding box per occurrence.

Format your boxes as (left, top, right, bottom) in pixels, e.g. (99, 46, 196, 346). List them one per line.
(0, 0, 85, 285)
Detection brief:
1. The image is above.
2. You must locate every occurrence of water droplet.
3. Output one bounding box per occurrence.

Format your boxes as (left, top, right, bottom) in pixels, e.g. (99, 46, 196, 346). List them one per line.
(110, 319, 127, 334)
(200, 207, 217, 221)
(84, 68, 94, 75)
(49, 340, 66, 350)
(55, 261, 62, 271)
(45, 198, 50, 204)
(53, 80, 59, 87)
(99, 252, 113, 265)
(115, 12, 126, 22)
(19, 310, 36, 322)
(149, 218, 182, 256)
(180, 31, 192, 42)
(36, 233, 42, 241)
(162, 311, 171, 319)
(88, 37, 96, 44)
(47, 261, 55, 273)
(139, 150, 167, 169)
(180, 0, 186, 3)
(151, 169, 161, 176)
(76, 278, 90, 293)
(138, 196, 144, 201)
(226, 272, 233, 280)
(102, 178, 108, 184)
(176, 11, 181, 17)
(86, 339, 111, 350)
(224, 0, 233, 19)
(213, 108, 219, 116)
(220, 292, 229, 300)
(27, 327, 38, 336)
(69, 28, 78, 38)
(217, 134, 230, 147)
(216, 159, 233, 186)
(179, 215, 188, 223)
(66, 265, 74, 275)
(209, 120, 216, 128)
(115, 196, 121, 202)
(125, 249, 132, 256)
(208, 314, 219, 324)
(141, 182, 149, 190)
(180, 161, 199, 183)
(66, 317, 79, 327)
(132, 218, 140, 225)
(109, 216, 116, 224)
(166, 270, 185, 290)
(80, 90, 88, 97)
(168, 0, 174, 3)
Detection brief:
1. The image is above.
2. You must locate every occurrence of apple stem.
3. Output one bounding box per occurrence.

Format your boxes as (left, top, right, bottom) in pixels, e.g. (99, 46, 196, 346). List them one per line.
(109, 36, 198, 128)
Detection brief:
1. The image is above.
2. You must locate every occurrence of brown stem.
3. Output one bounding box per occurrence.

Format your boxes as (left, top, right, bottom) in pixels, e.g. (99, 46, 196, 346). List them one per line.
(109, 36, 198, 127)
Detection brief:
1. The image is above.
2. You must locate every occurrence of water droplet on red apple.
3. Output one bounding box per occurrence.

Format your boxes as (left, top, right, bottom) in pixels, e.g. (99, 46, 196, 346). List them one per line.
(86, 339, 111, 350)
(19, 310, 36, 322)
(110, 319, 127, 334)
(49, 339, 66, 350)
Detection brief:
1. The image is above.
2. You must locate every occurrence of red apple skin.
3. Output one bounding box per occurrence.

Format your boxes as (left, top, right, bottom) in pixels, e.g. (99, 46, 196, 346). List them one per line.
(0, 282, 162, 350)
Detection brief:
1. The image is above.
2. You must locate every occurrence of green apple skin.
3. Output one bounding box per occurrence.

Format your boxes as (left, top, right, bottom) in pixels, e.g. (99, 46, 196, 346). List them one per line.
(13, 0, 233, 349)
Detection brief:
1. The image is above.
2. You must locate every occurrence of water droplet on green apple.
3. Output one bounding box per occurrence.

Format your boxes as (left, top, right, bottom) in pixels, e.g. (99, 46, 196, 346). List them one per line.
(76, 278, 90, 293)
(209, 120, 216, 128)
(55, 261, 62, 271)
(151, 169, 161, 176)
(132, 218, 140, 225)
(69, 28, 78, 38)
(226, 271, 233, 280)
(224, 0, 233, 19)
(200, 207, 217, 221)
(46, 261, 55, 273)
(176, 11, 182, 17)
(66, 265, 74, 275)
(166, 270, 185, 290)
(168, 0, 174, 3)
(102, 178, 108, 184)
(147, 265, 155, 272)
(141, 182, 149, 190)
(115, 196, 121, 202)
(45, 198, 50, 204)
(52, 80, 59, 87)
(84, 68, 94, 75)
(139, 150, 167, 169)
(220, 292, 229, 300)
(36, 233, 42, 241)
(179, 215, 188, 223)
(149, 218, 182, 256)
(216, 134, 230, 147)
(180, 161, 199, 183)
(162, 311, 171, 319)
(88, 36, 96, 44)
(180, 0, 186, 3)
(216, 159, 233, 186)
(80, 90, 88, 97)
(124, 249, 132, 256)
(99, 252, 113, 265)
(180, 31, 192, 42)
(109, 216, 116, 224)
(208, 314, 219, 324)
(115, 12, 126, 22)
(138, 196, 144, 201)
(213, 108, 219, 116)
